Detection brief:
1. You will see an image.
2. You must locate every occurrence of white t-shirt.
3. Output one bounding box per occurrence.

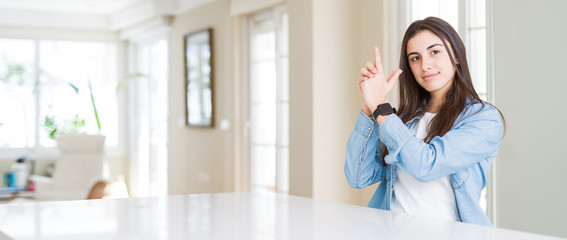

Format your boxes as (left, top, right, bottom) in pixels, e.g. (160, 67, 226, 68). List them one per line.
(390, 112, 458, 221)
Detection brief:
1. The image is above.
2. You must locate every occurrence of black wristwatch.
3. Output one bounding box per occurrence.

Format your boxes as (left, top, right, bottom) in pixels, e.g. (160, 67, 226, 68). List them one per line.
(372, 103, 397, 120)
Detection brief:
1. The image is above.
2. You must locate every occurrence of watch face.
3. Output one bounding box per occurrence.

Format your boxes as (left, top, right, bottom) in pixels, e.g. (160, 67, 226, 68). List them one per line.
(378, 104, 394, 114)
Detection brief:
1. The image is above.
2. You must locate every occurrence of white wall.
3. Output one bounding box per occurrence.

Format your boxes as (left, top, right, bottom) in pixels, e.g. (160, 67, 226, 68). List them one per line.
(287, 0, 314, 199)
(492, 0, 567, 237)
(168, 0, 235, 195)
(312, 0, 362, 204)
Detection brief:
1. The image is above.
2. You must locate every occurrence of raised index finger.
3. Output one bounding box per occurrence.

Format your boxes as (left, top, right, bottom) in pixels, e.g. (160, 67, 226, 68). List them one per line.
(373, 47, 384, 74)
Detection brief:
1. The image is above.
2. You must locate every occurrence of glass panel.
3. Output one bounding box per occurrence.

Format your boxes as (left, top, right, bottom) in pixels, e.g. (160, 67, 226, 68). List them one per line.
(438, 0, 459, 31)
(412, 0, 440, 21)
(277, 10, 290, 195)
(252, 19, 276, 61)
(279, 102, 289, 146)
(470, 0, 486, 28)
(470, 29, 487, 95)
(411, 0, 458, 31)
(251, 145, 276, 192)
(38, 40, 118, 147)
(277, 147, 289, 193)
(280, 57, 289, 102)
(279, 12, 289, 56)
(251, 60, 276, 103)
(251, 103, 276, 145)
(0, 39, 36, 148)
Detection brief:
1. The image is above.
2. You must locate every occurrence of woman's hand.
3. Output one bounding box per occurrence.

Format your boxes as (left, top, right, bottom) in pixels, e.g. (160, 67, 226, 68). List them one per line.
(358, 47, 402, 116)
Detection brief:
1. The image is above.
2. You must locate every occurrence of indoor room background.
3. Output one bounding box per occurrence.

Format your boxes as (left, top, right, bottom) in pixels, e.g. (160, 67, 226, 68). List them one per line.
(0, 0, 565, 238)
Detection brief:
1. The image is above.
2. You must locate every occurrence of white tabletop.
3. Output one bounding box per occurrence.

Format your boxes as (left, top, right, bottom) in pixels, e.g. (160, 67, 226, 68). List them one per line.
(0, 192, 563, 240)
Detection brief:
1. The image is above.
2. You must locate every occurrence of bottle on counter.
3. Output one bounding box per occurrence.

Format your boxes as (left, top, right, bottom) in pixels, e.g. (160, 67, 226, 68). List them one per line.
(11, 157, 28, 189)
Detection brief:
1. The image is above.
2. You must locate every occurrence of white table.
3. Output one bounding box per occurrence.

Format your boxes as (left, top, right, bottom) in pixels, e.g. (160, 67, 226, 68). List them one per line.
(0, 192, 563, 240)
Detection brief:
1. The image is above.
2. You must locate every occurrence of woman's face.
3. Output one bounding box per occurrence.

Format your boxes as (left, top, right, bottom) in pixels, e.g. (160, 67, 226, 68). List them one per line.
(406, 30, 456, 97)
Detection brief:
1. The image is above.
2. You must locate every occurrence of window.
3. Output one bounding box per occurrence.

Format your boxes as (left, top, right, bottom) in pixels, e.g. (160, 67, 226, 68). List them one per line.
(0, 39, 35, 149)
(468, 0, 487, 100)
(0, 39, 119, 154)
(411, 0, 459, 29)
(127, 38, 169, 197)
(246, 6, 289, 193)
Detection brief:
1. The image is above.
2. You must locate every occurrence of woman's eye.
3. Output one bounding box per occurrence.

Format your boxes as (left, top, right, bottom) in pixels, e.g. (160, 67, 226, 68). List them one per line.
(432, 50, 440, 55)
(410, 56, 420, 62)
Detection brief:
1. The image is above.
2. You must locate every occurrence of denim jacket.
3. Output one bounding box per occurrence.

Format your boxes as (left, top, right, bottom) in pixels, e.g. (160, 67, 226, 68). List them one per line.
(344, 102, 504, 226)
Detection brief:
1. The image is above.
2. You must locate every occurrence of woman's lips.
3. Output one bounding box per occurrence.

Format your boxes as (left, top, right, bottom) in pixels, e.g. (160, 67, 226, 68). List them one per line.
(423, 73, 438, 81)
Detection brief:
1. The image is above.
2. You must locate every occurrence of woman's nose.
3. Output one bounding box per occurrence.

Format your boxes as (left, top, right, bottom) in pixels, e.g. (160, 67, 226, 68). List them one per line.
(421, 57, 432, 71)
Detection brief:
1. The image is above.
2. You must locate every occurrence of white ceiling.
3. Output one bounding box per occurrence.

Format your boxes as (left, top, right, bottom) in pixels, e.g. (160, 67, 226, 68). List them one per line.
(0, 0, 215, 31)
(0, 0, 142, 14)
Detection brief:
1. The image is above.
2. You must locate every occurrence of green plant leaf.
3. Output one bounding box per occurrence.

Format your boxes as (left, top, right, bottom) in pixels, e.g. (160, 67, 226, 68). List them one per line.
(88, 80, 101, 133)
(66, 82, 79, 94)
(1, 62, 29, 86)
(116, 73, 145, 93)
(49, 129, 57, 140)
(45, 116, 55, 128)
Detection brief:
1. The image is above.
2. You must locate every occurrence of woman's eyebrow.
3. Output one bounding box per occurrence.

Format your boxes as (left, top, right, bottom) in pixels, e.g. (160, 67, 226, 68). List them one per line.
(407, 52, 418, 57)
(427, 43, 444, 49)
(407, 43, 445, 57)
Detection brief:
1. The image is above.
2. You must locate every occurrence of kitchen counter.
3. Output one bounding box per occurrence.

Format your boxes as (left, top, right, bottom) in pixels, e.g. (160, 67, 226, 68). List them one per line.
(0, 192, 563, 240)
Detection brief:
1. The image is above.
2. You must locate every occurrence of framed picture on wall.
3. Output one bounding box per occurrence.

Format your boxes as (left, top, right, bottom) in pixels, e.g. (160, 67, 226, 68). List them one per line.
(184, 28, 214, 127)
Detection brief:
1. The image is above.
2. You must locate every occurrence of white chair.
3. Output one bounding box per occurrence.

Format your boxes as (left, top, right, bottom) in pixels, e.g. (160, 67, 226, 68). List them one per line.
(31, 134, 108, 201)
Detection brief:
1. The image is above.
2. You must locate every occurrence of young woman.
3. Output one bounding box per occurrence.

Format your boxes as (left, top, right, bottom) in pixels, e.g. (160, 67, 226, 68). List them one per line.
(344, 17, 505, 226)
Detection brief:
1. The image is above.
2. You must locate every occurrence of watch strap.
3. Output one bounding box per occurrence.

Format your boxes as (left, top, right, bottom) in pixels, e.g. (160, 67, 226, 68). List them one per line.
(372, 103, 397, 120)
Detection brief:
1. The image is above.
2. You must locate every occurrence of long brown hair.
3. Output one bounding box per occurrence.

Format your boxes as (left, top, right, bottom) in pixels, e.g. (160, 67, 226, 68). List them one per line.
(381, 17, 505, 164)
